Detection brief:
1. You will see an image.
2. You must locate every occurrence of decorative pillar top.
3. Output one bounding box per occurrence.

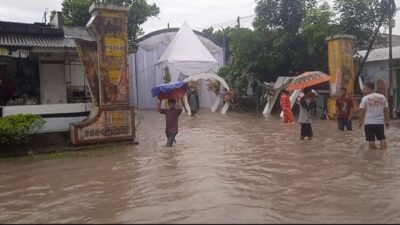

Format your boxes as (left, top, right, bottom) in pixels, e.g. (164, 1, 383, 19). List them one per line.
(89, 2, 129, 14)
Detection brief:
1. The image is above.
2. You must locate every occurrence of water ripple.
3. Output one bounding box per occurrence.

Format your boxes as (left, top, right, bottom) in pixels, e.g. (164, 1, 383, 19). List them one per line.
(1, 109, 400, 223)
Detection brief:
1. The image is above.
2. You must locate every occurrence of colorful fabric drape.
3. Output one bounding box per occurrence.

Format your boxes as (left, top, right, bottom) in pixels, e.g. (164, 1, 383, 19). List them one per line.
(151, 81, 188, 99)
(280, 93, 294, 123)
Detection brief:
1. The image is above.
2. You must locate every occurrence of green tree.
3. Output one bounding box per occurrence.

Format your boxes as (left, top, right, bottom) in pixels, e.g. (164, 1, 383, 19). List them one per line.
(333, 0, 395, 49)
(252, 0, 321, 80)
(202, 27, 232, 63)
(61, 0, 159, 44)
(62, 0, 92, 26)
(254, 0, 316, 33)
(218, 28, 258, 95)
(49, 10, 57, 22)
(299, 2, 337, 72)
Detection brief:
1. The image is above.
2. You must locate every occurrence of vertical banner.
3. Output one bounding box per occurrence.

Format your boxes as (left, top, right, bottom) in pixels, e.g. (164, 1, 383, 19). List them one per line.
(71, 3, 135, 145)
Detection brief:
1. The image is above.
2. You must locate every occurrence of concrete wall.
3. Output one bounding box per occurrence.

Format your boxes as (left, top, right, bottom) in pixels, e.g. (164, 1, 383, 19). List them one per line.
(2, 103, 92, 133)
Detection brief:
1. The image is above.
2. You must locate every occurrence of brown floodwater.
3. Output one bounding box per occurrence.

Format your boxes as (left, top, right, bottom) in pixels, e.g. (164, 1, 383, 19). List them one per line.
(1, 109, 400, 224)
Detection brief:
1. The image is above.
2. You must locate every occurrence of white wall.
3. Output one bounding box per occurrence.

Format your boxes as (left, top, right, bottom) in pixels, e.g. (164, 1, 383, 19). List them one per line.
(2, 103, 92, 133)
(363, 61, 390, 85)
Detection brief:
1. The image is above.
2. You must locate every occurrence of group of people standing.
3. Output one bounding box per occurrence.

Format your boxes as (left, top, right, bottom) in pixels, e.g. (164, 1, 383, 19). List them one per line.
(279, 82, 390, 149)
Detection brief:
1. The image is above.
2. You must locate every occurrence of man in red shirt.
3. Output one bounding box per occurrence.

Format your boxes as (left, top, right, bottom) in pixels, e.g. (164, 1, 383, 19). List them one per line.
(157, 98, 183, 147)
(280, 90, 294, 123)
(335, 87, 354, 131)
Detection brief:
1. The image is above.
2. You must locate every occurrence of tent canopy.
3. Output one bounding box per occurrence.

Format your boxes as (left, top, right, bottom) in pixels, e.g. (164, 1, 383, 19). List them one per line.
(157, 21, 218, 65)
(129, 21, 225, 109)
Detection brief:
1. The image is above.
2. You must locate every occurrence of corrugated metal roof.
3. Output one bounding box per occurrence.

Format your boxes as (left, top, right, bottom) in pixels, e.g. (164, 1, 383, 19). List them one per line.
(0, 20, 64, 35)
(358, 46, 400, 62)
(0, 34, 75, 48)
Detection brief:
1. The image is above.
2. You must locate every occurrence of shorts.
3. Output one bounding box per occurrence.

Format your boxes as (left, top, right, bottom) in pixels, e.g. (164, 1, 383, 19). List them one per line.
(300, 123, 313, 137)
(364, 124, 385, 141)
(338, 118, 352, 131)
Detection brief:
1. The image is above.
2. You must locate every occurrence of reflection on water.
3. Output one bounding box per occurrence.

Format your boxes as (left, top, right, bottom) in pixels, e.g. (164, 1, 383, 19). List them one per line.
(1, 109, 400, 223)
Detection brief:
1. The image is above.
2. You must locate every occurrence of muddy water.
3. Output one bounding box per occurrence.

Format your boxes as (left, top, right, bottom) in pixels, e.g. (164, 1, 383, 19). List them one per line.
(1, 109, 400, 223)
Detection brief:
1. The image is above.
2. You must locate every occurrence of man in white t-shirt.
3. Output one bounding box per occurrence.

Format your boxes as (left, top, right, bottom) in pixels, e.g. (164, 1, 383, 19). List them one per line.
(359, 82, 390, 150)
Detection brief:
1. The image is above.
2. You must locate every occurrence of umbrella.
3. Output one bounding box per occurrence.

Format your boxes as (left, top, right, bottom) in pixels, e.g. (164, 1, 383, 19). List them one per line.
(285, 71, 330, 91)
(151, 81, 188, 99)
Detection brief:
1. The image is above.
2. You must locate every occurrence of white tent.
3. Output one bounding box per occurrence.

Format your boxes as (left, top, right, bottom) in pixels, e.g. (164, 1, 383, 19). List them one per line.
(129, 21, 225, 109)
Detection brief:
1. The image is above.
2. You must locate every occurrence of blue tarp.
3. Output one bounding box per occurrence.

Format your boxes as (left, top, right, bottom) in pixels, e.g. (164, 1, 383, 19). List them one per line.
(151, 81, 188, 97)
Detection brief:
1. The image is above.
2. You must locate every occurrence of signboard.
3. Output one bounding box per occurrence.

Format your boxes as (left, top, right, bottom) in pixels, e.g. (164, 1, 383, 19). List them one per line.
(108, 70, 121, 85)
(77, 108, 133, 141)
(71, 3, 135, 145)
(105, 37, 124, 57)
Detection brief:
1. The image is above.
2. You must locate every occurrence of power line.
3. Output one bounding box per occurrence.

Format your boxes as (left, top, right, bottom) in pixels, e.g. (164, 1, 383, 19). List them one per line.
(157, 0, 232, 18)
(195, 14, 255, 30)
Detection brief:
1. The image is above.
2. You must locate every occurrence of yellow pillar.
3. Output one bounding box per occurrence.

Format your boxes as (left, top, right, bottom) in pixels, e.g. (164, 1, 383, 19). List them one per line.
(325, 34, 357, 118)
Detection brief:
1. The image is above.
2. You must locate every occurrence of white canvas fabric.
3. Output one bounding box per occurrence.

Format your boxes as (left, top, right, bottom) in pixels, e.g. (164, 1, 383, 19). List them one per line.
(129, 21, 225, 109)
(157, 22, 218, 65)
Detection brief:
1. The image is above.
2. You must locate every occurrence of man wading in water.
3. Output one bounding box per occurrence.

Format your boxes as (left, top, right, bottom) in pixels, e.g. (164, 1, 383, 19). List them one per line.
(298, 88, 317, 140)
(157, 98, 183, 147)
(359, 82, 390, 150)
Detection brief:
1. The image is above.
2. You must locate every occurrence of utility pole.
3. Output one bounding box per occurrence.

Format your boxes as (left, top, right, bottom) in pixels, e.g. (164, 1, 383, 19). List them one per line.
(388, 0, 396, 118)
(237, 16, 240, 28)
(222, 27, 227, 65)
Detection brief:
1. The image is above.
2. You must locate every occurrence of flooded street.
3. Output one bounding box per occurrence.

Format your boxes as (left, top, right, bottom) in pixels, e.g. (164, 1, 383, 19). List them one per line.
(1, 109, 400, 223)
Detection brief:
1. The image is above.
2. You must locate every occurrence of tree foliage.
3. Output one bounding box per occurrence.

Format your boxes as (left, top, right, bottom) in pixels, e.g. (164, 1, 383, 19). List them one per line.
(61, 0, 159, 43)
(254, 0, 316, 33)
(299, 2, 337, 72)
(203, 0, 343, 98)
(333, 0, 394, 49)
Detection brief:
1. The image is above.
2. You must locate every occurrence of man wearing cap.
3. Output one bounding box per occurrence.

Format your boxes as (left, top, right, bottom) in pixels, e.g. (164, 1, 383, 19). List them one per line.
(359, 82, 390, 150)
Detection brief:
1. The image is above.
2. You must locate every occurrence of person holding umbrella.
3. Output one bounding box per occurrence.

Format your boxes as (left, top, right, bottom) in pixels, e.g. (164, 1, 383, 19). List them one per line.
(298, 88, 317, 140)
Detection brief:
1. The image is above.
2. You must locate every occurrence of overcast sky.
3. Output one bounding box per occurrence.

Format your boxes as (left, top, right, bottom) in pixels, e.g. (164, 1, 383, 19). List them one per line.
(1, 0, 400, 36)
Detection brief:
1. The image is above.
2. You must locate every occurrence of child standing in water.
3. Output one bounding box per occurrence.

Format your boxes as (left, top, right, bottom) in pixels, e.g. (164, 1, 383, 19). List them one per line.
(157, 98, 183, 147)
(298, 88, 317, 140)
